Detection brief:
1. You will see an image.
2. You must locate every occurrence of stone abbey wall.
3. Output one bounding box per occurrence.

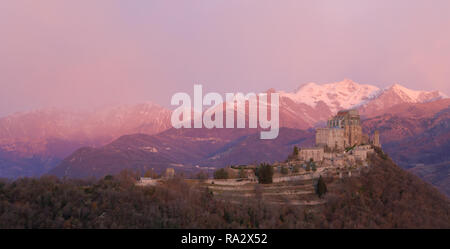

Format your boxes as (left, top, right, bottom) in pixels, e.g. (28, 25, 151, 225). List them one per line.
(299, 147, 324, 161)
(316, 127, 347, 149)
(316, 109, 366, 149)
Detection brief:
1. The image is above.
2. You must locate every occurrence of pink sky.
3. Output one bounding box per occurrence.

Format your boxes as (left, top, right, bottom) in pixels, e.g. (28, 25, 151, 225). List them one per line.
(1, 0, 449, 116)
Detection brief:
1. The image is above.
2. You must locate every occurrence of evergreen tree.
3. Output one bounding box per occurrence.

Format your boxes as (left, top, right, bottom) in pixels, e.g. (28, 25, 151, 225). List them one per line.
(195, 171, 208, 181)
(144, 169, 153, 178)
(214, 168, 229, 179)
(257, 163, 274, 184)
(293, 146, 299, 156)
(311, 162, 317, 172)
(316, 175, 327, 198)
(238, 168, 246, 178)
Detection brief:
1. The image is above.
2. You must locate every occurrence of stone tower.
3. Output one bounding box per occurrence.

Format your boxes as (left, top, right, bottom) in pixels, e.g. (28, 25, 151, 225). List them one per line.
(325, 109, 362, 147)
(373, 130, 380, 147)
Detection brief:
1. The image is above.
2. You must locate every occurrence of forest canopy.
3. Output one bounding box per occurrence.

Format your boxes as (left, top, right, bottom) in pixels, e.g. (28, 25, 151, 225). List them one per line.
(0, 153, 448, 229)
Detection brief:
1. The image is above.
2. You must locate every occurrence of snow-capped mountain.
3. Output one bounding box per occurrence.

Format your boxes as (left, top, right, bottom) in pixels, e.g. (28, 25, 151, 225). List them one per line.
(279, 79, 382, 114)
(0, 79, 448, 178)
(357, 83, 447, 117)
(387, 83, 447, 102)
(0, 80, 446, 150)
(0, 102, 172, 157)
(0, 102, 173, 178)
(279, 79, 447, 118)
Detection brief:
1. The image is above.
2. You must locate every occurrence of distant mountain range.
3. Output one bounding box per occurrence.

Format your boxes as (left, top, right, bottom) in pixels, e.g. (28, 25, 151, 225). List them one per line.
(0, 80, 448, 196)
(211, 79, 447, 130)
(280, 79, 447, 119)
(0, 103, 171, 177)
(49, 127, 315, 178)
(362, 98, 450, 196)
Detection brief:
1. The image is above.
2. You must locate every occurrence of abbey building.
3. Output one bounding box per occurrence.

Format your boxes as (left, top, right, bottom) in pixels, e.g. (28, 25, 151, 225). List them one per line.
(315, 109, 364, 149)
(298, 109, 380, 163)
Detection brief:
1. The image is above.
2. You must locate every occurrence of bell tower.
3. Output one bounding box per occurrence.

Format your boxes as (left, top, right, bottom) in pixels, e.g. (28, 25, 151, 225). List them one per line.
(373, 130, 381, 147)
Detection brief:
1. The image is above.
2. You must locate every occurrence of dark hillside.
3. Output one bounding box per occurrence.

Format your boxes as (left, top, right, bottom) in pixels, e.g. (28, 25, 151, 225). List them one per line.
(0, 152, 448, 228)
(322, 151, 450, 228)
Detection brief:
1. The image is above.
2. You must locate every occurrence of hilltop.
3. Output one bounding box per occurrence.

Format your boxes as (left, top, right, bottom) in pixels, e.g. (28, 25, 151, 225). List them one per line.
(0, 149, 448, 228)
(321, 152, 449, 228)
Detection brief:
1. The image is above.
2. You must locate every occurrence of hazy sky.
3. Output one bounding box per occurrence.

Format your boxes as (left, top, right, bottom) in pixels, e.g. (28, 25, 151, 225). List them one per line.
(1, 0, 449, 116)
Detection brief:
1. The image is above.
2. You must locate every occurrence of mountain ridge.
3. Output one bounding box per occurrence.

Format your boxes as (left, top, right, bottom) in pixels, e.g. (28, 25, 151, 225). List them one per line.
(1, 80, 448, 179)
(50, 98, 450, 197)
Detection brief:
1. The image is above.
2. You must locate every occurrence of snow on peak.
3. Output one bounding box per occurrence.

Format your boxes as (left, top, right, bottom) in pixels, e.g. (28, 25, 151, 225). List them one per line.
(439, 92, 449, 98)
(387, 83, 446, 103)
(389, 83, 421, 102)
(280, 79, 381, 113)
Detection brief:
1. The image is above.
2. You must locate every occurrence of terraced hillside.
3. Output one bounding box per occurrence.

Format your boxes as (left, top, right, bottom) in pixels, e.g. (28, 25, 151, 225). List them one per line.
(205, 180, 326, 206)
